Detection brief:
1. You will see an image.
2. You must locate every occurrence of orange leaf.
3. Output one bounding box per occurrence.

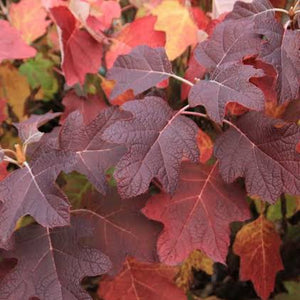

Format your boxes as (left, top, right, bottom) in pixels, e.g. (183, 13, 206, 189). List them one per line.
(197, 129, 213, 164)
(10, 0, 50, 44)
(98, 257, 186, 300)
(152, 0, 198, 60)
(233, 216, 283, 300)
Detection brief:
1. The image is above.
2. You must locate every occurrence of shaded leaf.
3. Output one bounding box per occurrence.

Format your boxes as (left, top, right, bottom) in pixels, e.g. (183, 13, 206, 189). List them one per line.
(143, 162, 250, 264)
(98, 257, 185, 300)
(0, 215, 111, 299)
(102, 97, 199, 198)
(214, 111, 300, 202)
(233, 215, 283, 300)
(107, 45, 172, 99)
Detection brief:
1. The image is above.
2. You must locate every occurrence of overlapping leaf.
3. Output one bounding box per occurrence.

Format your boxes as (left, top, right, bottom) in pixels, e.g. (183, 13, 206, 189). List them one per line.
(107, 45, 172, 99)
(189, 63, 265, 122)
(59, 108, 128, 194)
(214, 111, 300, 202)
(102, 97, 199, 198)
(143, 162, 250, 264)
(74, 188, 162, 274)
(0, 214, 111, 299)
(234, 215, 283, 300)
(99, 257, 185, 300)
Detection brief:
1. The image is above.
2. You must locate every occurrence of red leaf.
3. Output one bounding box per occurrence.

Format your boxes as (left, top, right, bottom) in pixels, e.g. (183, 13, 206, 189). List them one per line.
(102, 97, 199, 198)
(106, 15, 165, 69)
(0, 162, 8, 181)
(74, 188, 162, 274)
(107, 45, 172, 99)
(0, 98, 7, 123)
(191, 7, 210, 30)
(51, 6, 103, 86)
(0, 20, 36, 63)
(233, 215, 283, 300)
(99, 257, 186, 300)
(197, 129, 213, 164)
(143, 162, 250, 264)
(0, 214, 111, 299)
(60, 90, 108, 124)
(214, 111, 300, 202)
(59, 108, 129, 194)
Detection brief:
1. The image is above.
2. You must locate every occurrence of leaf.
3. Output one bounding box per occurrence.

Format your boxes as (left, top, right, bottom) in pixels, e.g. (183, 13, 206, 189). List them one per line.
(0, 20, 36, 63)
(142, 161, 250, 264)
(19, 54, 59, 100)
(189, 63, 265, 123)
(59, 108, 128, 194)
(13, 112, 61, 145)
(212, 0, 253, 18)
(75, 187, 162, 274)
(0, 63, 31, 120)
(98, 257, 186, 300)
(275, 281, 300, 300)
(214, 111, 300, 203)
(151, 0, 198, 60)
(102, 97, 199, 198)
(106, 15, 165, 69)
(107, 45, 172, 99)
(0, 214, 111, 299)
(0, 162, 8, 181)
(197, 129, 213, 164)
(60, 90, 108, 124)
(50, 6, 103, 86)
(0, 99, 7, 124)
(233, 215, 283, 300)
(9, 0, 50, 44)
(176, 250, 214, 291)
(0, 148, 75, 246)
(194, 19, 261, 70)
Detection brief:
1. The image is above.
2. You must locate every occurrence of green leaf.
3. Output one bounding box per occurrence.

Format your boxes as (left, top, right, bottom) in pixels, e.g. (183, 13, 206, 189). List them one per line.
(275, 281, 300, 300)
(19, 53, 58, 100)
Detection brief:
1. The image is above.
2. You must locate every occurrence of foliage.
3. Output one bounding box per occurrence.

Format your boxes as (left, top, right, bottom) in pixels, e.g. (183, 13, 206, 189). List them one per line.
(0, 0, 299, 300)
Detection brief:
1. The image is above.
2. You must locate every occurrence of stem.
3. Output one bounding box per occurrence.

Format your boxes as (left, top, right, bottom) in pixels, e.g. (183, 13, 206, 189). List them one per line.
(294, 0, 300, 9)
(121, 4, 135, 12)
(3, 156, 21, 167)
(181, 111, 208, 118)
(294, 10, 300, 14)
(269, 8, 290, 15)
(170, 74, 194, 87)
(2, 149, 17, 158)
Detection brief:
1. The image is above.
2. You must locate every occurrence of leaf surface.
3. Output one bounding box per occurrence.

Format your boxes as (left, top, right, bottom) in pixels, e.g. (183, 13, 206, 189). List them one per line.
(75, 188, 162, 274)
(189, 63, 265, 122)
(102, 97, 199, 198)
(143, 161, 250, 264)
(0, 214, 111, 300)
(107, 45, 172, 99)
(59, 108, 128, 194)
(233, 215, 283, 300)
(98, 257, 185, 300)
(0, 20, 36, 63)
(214, 112, 300, 202)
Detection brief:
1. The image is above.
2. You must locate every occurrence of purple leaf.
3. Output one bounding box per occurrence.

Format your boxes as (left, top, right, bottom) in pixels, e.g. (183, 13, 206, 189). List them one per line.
(102, 97, 199, 198)
(59, 108, 129, 194)
(188, 63, 265, 123)
(214, 111, 300, 203)
(107, 45, 172, 98)
(0, 214, 111, 299)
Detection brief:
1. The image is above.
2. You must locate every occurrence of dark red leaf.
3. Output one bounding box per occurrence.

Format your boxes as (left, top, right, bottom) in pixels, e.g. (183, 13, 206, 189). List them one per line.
(59, 108, 129, 194)
(143, 162, 250, 264)
(102, 97, 199, 198)
(0, 214, 111, 299)
(74, 188, 162, 274)
(214, 111, 300, 202)
(107, 45, 172, 99)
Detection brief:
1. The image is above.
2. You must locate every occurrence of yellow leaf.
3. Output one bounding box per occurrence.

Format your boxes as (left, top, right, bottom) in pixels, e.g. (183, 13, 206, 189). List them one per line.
(152, 0, 198, 60)
(176, 249, 214, 291)
(0, 63, 30, 120)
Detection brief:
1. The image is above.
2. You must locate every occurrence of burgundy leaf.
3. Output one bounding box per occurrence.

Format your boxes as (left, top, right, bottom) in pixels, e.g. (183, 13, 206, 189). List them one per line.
(74, 188, 162, 275)
(0, 214, 111, 299)
(194, 20, 261, 70)
(13, 112, 61, 145)
(59, 108, 129, 194)
(0, 20, 36, 63)
(102, 97, 199, 198)
(142, 162, 250, 264)
(189, 63, 265, 123)
(0, 150, 75, 245)
(107, 45, 172, 99)
(214, 111, 300, 203)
